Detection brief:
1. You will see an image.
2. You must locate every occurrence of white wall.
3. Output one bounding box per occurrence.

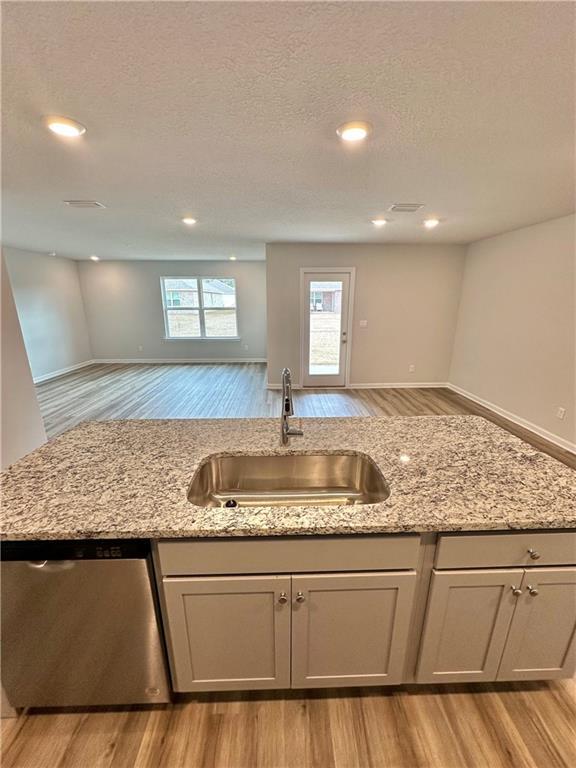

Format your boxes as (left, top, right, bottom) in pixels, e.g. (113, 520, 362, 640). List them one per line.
(4, 247, 92, 380)
(450, 214, 575, 447)
(266, 243, 465, 386)
(78, 260, 267, 361)
(1, 255, 47, 468)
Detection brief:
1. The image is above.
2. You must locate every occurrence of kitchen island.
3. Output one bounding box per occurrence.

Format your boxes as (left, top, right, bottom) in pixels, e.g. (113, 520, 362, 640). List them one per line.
(2, 416, 575, 697)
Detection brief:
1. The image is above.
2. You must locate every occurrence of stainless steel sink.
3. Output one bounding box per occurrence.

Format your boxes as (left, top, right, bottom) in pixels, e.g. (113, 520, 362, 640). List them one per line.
(187, 452, 390, 508)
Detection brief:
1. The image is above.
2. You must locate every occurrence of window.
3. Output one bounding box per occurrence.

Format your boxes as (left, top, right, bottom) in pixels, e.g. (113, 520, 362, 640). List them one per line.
(161, 278, 238, 339)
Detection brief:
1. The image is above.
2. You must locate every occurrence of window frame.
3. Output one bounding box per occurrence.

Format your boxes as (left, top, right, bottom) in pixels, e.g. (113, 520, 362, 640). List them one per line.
(160, 277, 240, 340)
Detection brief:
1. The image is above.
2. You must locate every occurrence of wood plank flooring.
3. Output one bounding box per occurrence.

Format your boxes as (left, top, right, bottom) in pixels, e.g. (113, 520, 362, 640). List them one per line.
(2, 680, 575, 768)
(35, 363, 574, 467)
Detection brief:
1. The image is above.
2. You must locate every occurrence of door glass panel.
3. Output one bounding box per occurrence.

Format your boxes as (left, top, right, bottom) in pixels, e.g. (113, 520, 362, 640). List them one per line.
(308, 280, 343, 376)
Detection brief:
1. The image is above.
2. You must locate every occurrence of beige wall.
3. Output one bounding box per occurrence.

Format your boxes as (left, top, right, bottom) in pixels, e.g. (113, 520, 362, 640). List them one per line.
(78, 260, 267, 361)
(1, 256, 47, 468)
(5, 247, 92, 380)
(266, 243, 465, 387)
(450, 214, 575, 446)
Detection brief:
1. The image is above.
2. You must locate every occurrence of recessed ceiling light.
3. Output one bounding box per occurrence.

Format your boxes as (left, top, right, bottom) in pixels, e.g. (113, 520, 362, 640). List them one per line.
(44, 115, 86, 137)
(89, 255, 100, 261)
(423, 218, 440, 229)
(229, 255, 237, 261)
(336, 121, 372, 142)
(371, 219, 387, 227)
(182, 217, 197, 226)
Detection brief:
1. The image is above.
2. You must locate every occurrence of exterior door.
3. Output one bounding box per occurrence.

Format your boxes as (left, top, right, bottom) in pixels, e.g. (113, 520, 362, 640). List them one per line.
(291, 571, 417, 688)
(416, 569, 523, 683)
(301, 270, 352, 386)
(498, 567, 576, 681)
(162, 575, 291, 691)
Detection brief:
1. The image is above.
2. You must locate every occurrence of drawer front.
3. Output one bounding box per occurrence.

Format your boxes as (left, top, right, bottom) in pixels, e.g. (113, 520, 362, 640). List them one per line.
(435, 532, 576, 569)
(156, 535, 420, 576)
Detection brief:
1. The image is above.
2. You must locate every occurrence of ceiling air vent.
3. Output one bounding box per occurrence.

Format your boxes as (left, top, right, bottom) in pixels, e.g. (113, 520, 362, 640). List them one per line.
(63, 200, 106, 208)
(388, 203, 425, 213)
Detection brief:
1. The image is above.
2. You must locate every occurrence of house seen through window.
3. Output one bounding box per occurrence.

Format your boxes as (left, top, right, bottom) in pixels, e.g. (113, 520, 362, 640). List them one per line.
(161, 277, 238, 338)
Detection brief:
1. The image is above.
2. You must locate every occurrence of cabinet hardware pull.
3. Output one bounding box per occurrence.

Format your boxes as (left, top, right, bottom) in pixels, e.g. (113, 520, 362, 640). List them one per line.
(278, 592, 288, 605)
(511, 586, 523, 596)
(527, 586, 539, 596)
(295, 592, 306, 603)
(527, 548, 541, 560)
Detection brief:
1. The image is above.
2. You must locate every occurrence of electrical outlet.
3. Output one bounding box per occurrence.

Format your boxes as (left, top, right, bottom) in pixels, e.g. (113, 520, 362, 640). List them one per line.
(408, 364, 415, 373)
(243, 343, 249, 351)
(556, 407, 566, 420)
(359, 319, 368, 328)
(137, 345, 143, 352)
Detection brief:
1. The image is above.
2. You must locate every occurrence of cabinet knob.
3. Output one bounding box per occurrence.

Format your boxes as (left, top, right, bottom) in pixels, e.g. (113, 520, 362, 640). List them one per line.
(527, 548, 541, 560)
(278, 592, 288, 605)
(295, 592, 306, 603)
(527, 585, 539, 596)
(511, 586, 523, 596)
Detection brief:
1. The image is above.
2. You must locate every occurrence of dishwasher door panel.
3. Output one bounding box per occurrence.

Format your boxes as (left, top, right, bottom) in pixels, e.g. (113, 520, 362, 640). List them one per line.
(1, 558, 170, 707)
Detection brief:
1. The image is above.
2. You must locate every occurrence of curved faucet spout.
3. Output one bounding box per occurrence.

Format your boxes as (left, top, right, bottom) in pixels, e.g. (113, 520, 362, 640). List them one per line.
(280, 368, 303, 445)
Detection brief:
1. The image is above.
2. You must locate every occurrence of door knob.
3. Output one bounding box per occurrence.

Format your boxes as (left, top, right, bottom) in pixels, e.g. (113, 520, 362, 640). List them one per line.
(295, 592, 306, 603)
(511, 586, 523, 596)
(527, 549, 541, 560)
(527, 585, 539, 596)
(278, 592, 288, 605)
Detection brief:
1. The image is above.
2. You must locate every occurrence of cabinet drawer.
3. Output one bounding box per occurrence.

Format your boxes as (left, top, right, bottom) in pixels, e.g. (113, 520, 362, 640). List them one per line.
(156, 535, 420, 576)
(435, 532, 576, 569)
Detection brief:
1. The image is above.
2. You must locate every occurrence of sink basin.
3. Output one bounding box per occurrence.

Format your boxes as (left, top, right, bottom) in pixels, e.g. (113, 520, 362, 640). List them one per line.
(187, 452, 390, 508)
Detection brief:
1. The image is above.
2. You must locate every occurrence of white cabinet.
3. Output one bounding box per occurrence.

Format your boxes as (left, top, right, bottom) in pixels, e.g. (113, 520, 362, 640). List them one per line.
(162, 575, 291, 691)
(156, 531, 576, 692)
(291, 572, 416, 688)
(498, 567, 576, 681)
(417, 565, 576, 684)
(416, 569, 522, 683)
(161, 571, 417, 692)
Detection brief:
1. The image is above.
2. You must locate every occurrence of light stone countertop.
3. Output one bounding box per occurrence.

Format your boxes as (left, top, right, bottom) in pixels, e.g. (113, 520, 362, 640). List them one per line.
(1, 416, 575, 541)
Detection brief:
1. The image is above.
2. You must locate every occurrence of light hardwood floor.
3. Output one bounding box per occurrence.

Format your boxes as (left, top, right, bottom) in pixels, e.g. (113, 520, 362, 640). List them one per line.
(5, 363, 573, 768)
(35, 363, 574, 467)
(2, 681, 575, 768)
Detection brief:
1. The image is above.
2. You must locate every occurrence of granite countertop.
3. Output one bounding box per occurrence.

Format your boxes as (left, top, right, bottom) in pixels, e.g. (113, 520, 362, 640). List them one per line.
(1, 416, 575, 540)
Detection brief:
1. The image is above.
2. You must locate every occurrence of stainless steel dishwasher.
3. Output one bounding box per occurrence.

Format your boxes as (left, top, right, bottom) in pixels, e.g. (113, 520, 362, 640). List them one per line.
(1, 539, 171, 707)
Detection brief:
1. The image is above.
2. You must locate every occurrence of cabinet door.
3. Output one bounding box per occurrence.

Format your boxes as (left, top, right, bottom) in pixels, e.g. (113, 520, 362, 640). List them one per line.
(291, 571, 417, 688)
(162, 575, 291, 691)
(416, 569, 523, 683)
(498, 567, 576, 681)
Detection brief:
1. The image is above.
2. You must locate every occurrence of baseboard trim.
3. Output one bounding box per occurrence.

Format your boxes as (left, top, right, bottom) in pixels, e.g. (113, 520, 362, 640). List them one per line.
(94, 358, 268, 365)
(347, 382, 449, 389)
(268, 381, 448, 390)
(33, 360, 95, 383)
(446, 383, 576, 454)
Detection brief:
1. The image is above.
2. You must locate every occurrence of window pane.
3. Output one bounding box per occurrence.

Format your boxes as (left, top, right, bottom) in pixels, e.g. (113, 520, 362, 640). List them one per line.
(204, 309, 238, 337)
(163, 279, 198, 307)
(166, 309, 201, 337)
(202, 278, 236, 308)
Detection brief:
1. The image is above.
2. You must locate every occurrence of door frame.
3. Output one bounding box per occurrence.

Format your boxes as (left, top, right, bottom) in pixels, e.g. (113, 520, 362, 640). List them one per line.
(299, 267, 356, 388)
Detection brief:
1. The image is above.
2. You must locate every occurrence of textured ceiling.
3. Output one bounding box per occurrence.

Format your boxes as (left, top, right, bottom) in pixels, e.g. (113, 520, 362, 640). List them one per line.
(2, 1, 575, 261)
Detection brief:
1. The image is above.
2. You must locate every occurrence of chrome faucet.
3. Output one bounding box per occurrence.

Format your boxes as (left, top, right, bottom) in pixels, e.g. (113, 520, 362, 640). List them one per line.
(280, 367, 303, 446)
